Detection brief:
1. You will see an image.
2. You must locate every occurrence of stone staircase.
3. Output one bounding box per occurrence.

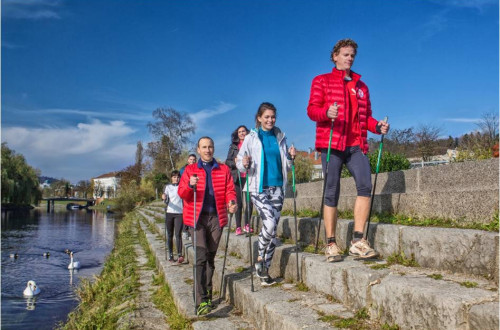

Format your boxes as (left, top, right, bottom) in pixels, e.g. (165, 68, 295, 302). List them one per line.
(139, 203, 499, 329)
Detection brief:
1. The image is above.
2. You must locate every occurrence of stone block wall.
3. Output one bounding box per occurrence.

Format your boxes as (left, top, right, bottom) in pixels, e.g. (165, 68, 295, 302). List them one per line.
(283, 158, 499, 223)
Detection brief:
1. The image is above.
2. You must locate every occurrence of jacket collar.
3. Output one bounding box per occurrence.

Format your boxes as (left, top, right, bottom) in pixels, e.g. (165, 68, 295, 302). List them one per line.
(197, 158, 219, 170)
(331, 67, 361, 84)
(251, 126, 285, 143)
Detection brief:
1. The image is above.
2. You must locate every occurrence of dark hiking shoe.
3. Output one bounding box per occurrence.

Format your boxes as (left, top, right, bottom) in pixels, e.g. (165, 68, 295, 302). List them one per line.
(260, 276, 277, 287)
(255, 261, 269, 279)
(196, 302, 211, 316)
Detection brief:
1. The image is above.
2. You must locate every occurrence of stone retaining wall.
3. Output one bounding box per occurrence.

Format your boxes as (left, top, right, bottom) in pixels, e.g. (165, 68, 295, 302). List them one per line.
(283, 158, 499, 223)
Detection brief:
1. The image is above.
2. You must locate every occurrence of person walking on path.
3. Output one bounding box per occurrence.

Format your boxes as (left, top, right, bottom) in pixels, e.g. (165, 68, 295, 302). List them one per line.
(180, 154, 197, 240)
(162, 170, 184, 264)
(236, 102, 296, 286)
(307, 38, 390, 262)
(179, 154, 197, 176)
(178, 137, 237, 316)
(225, 125, 254, 236)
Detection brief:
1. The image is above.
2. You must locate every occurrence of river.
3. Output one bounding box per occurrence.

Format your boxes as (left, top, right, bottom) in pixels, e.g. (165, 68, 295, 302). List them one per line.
(1, 208, 118, 329)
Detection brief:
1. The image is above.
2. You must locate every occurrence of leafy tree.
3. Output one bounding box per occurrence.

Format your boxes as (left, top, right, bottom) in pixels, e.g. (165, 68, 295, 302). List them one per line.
(1, 143, 42, 205)
(75, 180, 92, 198)
(287, 153, 314, 184)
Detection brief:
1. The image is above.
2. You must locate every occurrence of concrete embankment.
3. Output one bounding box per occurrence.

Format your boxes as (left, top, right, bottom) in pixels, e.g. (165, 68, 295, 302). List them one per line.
(139, 203, 499, 330)
(283, 158, 499, 223)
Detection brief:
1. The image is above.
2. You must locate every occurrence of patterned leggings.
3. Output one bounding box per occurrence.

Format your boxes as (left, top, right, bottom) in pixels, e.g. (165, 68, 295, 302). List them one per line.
(251, 186, 284, 268)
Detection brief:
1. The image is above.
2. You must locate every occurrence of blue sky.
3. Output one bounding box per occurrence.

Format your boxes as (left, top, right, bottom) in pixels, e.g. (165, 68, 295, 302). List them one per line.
(2, 0, 498, 183)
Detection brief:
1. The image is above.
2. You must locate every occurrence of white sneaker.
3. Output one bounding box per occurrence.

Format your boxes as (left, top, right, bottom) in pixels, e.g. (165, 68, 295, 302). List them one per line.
(349, 239, 379, 260)
(325, 242, 342, 262)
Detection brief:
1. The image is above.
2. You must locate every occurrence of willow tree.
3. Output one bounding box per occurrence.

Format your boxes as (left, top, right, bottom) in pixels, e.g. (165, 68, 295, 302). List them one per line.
(1, 143, 42, 205)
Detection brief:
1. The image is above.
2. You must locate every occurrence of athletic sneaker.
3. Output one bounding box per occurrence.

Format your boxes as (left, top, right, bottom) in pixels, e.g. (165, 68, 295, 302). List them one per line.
(260, 276, 277, 287)
(177, 256, 184, 264)
(235, 227, 243, 235)
(325, 242, 343, 262)
(255, 261, 269, 279)
(168, 255, 175, 262)
(349, 239, 379, 260)
(196, 302, 211, 316)
(244, 224, 254, 233)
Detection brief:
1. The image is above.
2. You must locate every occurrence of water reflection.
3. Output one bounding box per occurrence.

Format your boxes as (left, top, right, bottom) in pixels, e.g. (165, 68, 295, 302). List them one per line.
(1, 208, 118, 330)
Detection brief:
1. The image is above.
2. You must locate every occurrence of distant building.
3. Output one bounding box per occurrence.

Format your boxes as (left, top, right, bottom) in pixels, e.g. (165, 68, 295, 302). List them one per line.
(39, 180, 52, 189)
(92, 171, 121, 199)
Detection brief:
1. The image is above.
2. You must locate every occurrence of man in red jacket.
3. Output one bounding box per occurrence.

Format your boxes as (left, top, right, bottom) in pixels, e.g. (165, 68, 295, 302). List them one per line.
(307, 38, 390, 262)
(178, 136, 237, 316)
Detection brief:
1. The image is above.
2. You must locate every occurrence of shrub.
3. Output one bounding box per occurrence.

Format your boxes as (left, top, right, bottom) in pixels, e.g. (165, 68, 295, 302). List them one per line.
(341, 151, 410, 178)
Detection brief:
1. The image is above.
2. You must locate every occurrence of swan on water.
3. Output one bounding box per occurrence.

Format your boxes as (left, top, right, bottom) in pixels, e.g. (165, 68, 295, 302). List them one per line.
(23, 281, 41, 296)
(68, 251, 80, 269)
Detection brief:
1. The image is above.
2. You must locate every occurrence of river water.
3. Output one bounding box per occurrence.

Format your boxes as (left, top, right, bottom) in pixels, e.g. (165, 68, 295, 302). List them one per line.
(1, 208, 118, 329)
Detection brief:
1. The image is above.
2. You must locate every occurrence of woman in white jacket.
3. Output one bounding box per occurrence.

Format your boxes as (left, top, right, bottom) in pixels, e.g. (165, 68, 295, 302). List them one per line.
(162, 170, 184, 264)
(237, 102, 296, 286)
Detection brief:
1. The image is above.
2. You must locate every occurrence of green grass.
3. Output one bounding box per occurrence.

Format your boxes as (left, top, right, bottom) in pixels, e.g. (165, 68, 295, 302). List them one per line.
(229, 251, 242, 259)
(386, 251, 419, 267)
(235, 266, 246, 273)
(283, 208, 499, 232)
(318, 308, 370, 329)
(58, 212, 140, 329)
(427, 273, 443, 280)
(296, 282, 309, 292)
(381, 323, 400, 330)
(152, 272, 193, 329)
(370, 263, 389, 270)
(460, 281, 478, 288)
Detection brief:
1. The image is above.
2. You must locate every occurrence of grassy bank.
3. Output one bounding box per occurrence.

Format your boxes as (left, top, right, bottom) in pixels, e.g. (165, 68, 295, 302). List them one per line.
(59, 212, 140, 329)
(136, 217, 192, 329)
(59, 210, 191, 329)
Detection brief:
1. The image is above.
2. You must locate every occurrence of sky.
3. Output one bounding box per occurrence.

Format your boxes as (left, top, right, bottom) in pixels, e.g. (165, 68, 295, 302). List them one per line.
(2, 0, 498, 183)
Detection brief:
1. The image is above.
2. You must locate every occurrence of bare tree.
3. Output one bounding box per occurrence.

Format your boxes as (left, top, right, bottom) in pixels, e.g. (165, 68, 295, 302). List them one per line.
(476, 112, 499, 147)
(147, 108, 196, 172)
(414, 124, 442, 161)
(385, 127, 415, 157)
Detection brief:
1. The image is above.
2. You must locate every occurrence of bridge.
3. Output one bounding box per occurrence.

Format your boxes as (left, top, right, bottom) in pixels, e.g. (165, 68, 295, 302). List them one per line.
(42, 197, 95, 212)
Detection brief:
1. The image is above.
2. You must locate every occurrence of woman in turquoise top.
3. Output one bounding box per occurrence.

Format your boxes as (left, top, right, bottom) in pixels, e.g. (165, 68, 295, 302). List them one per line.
(236, 102, 296, 286)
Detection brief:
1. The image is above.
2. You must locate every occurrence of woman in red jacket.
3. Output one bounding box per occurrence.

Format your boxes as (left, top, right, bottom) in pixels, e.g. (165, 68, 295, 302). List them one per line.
(307, 38, 389, 262)
(178, 136, 237, 316)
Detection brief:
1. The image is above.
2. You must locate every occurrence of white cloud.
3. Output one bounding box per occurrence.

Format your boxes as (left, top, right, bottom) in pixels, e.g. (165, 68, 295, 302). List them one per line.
(190, 102, 237, 128)
(2, 0, 62, 20)
(2, 120, 138, 182)
(444, 118, 481, 123)
(430, 0, 497, 10)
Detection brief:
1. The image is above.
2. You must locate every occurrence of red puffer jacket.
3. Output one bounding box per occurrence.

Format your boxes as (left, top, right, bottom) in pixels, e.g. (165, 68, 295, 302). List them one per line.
(178, 161, 236, 228)
(307, 67, 380, 153)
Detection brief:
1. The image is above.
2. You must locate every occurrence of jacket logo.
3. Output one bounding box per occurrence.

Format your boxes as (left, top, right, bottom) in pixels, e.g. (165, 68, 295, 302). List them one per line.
(357, 89, 364, 99)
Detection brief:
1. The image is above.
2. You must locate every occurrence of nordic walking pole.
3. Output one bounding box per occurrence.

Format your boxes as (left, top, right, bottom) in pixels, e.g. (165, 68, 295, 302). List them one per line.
(219, 201, 235, 302)
(291, 144, 300, 282)
(364, 116, 388, 240)
(244, 151, 254, 292)
(192, 173, 198, 315)
(315, 103, 336, 254)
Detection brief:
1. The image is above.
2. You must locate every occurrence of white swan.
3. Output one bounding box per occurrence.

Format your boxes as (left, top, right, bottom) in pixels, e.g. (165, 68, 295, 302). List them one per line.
(23, 280, 40, 296)
(68, 252, 80, 269)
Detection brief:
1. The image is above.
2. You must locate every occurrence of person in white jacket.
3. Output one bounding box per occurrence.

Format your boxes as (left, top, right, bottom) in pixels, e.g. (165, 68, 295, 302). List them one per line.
(162, 170, 184, 264)
(237, 102, 296, 286)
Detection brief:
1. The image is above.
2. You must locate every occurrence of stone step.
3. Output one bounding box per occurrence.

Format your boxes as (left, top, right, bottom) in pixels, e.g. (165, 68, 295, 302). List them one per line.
(185, 232, 361, 329)
(136, 210, 256, 329)
(217, 228, 499, 330)
(143, 205, 498, 282)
